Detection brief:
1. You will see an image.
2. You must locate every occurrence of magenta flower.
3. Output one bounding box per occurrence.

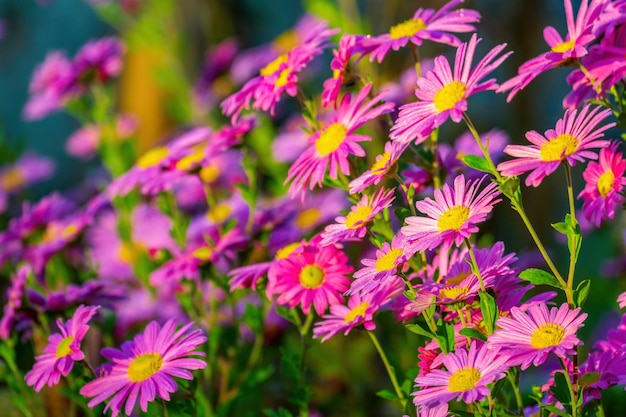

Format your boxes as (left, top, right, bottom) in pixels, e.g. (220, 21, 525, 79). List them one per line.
(349, 141, 409, 194)
(498, 105, 614, 187)
(266, 238, 353, 315)
(25, 305, 100, 391)
(80, 320, 207, 417)
(402, 175, 501, 251)
(322, 34, 365, 108)
(0, 265, 31, 340)
(321, 188, 395, 246)
(413, 342, 509, 407)
(74, 37, 124, 83)
(497, 0, 607, 101)
(578, 141, 626, 227)
(487, 303, 587, 370)
(0, 153, 55, 213)
(362, 0, 481, 63)
(286, 83, 394, 197)
(390, 34, 511, 145)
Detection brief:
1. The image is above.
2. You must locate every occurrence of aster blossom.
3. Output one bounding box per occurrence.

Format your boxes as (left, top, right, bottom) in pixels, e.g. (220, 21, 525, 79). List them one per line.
(401, 174, 501, 251)
(497, 105, 614, 187)
(578, 141, 626, 227)
(286, 83, 394, 197)
(390, 34, 511, 145)
(413, 341, 509, 407)
(363, 0, 481, 63)
(348, 141, 409, 194)
(80, 319, 207, 417)
(487, 303, 587, 370)
(25, 305, 100, 391)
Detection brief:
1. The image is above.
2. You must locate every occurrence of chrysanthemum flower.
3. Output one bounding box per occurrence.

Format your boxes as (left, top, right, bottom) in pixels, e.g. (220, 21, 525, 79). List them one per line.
(497, 0, 606, 101)
(313, 292, 383, 342)
(286, 83, 394, 197)
(487, 303, 587, 370)
(413, 341, 509, 407)
(362, 0, 481, 63)
(390, 34, 510, 145)
(321, 188, 395, 246)
(578, 141, 626, 227)
(402, 174, 501, 251)
(80, 320, 207, 417)
(25, 305, 100, 391)
(322, 34, 366, 109)
(497, 105, 614, 187)
(73, 37, 124, 84)
(349, 141, 409, 194)
(266, 238, 353, 315)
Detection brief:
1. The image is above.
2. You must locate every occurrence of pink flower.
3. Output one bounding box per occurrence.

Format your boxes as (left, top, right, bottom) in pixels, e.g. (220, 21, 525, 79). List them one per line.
(348, 141, 409, 194)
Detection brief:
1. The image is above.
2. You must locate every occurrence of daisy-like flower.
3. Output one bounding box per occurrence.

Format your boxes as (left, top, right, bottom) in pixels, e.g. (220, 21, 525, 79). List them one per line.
(497, 105, 614, 187)
(349, 233, 415, 295)
(390, 34, 511, 146)
(25, 305, 100, 391)
(363, 0, 481, 63)
(497, 0, 607, 101)
(578, 141, 626, 227)
(266, 237, 353, 315)
(402, 174, 501, 251)
(286, 83, 394, 197)
(322, 34, 365, 109)
(321, 188, 395, 246)
(413, 341, 509, 407)
(80, 320, 207, 417)
(349, 141, 409, 194)
(487, 303, 587, 370)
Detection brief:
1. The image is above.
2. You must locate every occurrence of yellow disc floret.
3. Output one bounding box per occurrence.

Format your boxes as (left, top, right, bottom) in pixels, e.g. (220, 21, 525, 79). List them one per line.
(539, 134, 578, 162)
(389, 18, 426, 40)
(127, 353, 164, 383)
(299, 265, 325, 288)
(530, 323, 565, 349)
(344, 301, 370, 323)
(315, 123, 348, 156)
(55, 336, 75, 358)
(433, 81, 467, 113)
(597, 171, 615, 197)
(344, 205, 373, 229)
(437, 206, 470, 232)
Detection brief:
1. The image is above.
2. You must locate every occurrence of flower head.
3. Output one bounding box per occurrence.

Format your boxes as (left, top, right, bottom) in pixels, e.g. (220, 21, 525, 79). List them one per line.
(390, 34, 510, 145)
(498, 105, 614, 187)
(402, 175, 501, 251)
(80, 320, 207, 417)
(488, 303, 587, 370)
(25, 305, 100, 391)
(349, 141, 409, 194)
(74, 37, 124, 83)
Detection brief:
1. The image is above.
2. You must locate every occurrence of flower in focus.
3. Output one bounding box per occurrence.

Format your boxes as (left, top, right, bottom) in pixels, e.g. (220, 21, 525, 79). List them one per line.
(578, 141, 626, 227)
(390, 34, 511, 145)
(322, 34, 369, 108)
(80, 320, 207, 417)
(401, 174, 501, 251)
(497, 105, 614, 187)
(349, 141, 409, 194)
(25, 305, 100, 391)
(321, 188, 395, 246)
(413, 341, 509, 407)
(487, 303, 587, 370)
(286, 83, 394, 197)
(362, 0, 481, 63)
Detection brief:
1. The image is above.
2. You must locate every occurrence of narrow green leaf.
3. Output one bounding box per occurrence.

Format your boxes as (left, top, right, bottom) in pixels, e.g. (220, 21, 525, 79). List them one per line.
(376, 389, 399, 400)
(542, 404, 570, 417)
(574, 279, 591, 308)
(551, 221, 571, 235)
(500, 176, 520, 199)
(519, 268, 564, 289)
(458, 328, 487, 342)
(462, 154, 492, 174)
(405, 323, 435, 338)
(550, 372, 572, 407)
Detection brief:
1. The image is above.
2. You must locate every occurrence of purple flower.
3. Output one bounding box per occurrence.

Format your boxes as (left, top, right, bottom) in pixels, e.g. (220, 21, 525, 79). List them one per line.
(74, 37, 124, 83)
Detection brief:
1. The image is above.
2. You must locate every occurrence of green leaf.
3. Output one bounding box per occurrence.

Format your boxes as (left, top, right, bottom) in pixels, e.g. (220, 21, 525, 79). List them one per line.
(500, 176, 520, 199)
(462, 154, 492, 174)
(376, 389, 399, 400)
(574, 279, 591, 308)
(478, 291, 498, 334)
(395, 207, 413, 224)
(551, 221, 571, 235)
(405, 323, 435, 339)
(550, 372, 572, 407)
(458, 328, 487, 342)
(519, 268, 564, 289)
(542, 404, 570, 417)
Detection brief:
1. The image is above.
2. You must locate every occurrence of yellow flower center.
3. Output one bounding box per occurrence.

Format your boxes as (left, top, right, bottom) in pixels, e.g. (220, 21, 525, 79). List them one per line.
(438, 286, 469, 300)
(118, 242, 146, 265)
(299, 265, 325, 288)
(273, 30, 299, 53)
(260, 54, 288, 77)
(275, 68, 291, 88)
(433, 81, 467, 113)
(199, 164, 220, 184)
(448, 367, 481, 392)
(437, 206, 470, 232)
(551, 39, 576, 53)
(0, 167, 25, 192)
(315, 123, 348, 156)
(445, 271, 470, 286)
(389, 18, 426, 40)
(375, 248, 403, 272)
(127, 353, 163, 383)
(295, 208, 321, 229)
(539, 133, 579, 162)
(371, 152, 392, 176)
(345, 301, 370, 323)
(176, 147, 205, 171)
(55, 336, 75, 358)
(208, 203, 231, 223)
(597, 171, 615, 197)
(137, 147, 169, 170)
(344, 205, 373, 229)
(192, 247, 213, 262)
(530, 323, 565, 349)
(275, 242, 301, 260)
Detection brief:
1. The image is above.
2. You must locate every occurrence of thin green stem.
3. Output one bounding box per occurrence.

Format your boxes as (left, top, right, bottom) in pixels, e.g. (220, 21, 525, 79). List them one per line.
(559, 357, 578, 417)
(597, 400, 607, 417)
(395, 174, 416, 216)
(564, 164, 578, 295)
(507, 369, 523, 414)
(368, 331, 408, 410)
(464, 238, 486, 292)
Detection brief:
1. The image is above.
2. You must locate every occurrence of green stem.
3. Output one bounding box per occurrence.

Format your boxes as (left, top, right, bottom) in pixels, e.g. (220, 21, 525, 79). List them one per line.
(368, 331, 408, 410)
(507, 369, 523, 414)
(559, 357, 578, 417)
(464, 238, 486, 292)
(395, 174, 416, 216)
(564, 164, 578, 300)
